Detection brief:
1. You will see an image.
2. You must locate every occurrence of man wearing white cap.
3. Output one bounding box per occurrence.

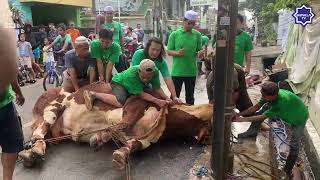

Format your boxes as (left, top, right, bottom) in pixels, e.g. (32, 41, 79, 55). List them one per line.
(167, 10, 204, 105)
(103, 5, 127, 72)
(62, 36, 96, 92)
(83, 59, 171, 110)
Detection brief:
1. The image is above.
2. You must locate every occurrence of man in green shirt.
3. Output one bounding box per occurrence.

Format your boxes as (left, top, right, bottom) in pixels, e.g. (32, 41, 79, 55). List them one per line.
(167, 10, 204, 105)
(103, 5, 127, 73)
(83, 59, 171, 110)
(198, 34, 210, 75)
(132, 37, 182, 104)
(45, 23, 73, 54)
(91, 29, 121, 83)
(0, 80, 25, 180)
(234, 81, 309, 177)
(234, 14, 253, 74)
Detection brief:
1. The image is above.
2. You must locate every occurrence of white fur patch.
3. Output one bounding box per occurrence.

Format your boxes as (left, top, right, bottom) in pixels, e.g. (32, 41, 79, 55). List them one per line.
(33, 123, 45, 139)
(43, 105, 58, 125)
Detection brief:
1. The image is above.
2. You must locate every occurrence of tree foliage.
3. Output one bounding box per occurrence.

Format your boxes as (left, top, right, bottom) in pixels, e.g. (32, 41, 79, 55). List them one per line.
(239, 0, 310, 41)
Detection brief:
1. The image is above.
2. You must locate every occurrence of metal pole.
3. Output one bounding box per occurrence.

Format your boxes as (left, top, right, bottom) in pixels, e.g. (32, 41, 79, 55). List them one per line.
(211, 0, 238, 179)
(118, 0, 121, 22)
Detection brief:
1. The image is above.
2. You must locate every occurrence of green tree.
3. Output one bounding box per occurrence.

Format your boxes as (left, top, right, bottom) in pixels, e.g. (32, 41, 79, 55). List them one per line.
(239, 0, 310, 42)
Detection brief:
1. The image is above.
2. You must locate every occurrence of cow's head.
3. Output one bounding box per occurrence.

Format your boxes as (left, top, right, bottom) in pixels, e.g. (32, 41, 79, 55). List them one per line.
(169, 104, 213, 145)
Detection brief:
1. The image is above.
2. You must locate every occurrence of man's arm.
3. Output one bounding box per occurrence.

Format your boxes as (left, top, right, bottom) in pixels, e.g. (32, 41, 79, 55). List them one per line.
(234, 115, 267, 123)
(139, 92, 168, 107)
(96, 59, 105, 82)
(0, 28, 18, 96)
(68, 68, 80, 91)
(245, 51, 252, 74)
(154, 87, 170, 100)
(239, 103, 262, 117)
(89, 67, 96, 84)
(163, 77, 177, 98)
(11, 78, 25, 106)
(105, 62, 114, 83)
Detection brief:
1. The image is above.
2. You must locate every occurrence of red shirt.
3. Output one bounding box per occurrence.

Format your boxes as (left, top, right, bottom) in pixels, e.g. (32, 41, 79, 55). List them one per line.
(66, 28, 81, 43)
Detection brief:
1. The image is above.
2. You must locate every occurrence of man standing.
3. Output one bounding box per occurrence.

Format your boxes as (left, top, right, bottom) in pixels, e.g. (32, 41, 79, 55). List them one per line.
(103, 6, 127, 72)
(0, 1, 25, 179)
(234, 14, 253, 75)
(134, 23, 144, 43)
(198, 34, 209, 75)
(62, 36, 96, 92)
(167, 10, 204, 105)
(91, 29, 121, 83)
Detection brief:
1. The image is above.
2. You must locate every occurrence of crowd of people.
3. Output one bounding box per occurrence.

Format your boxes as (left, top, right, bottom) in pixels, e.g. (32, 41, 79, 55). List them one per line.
(0, 0, 310, 179)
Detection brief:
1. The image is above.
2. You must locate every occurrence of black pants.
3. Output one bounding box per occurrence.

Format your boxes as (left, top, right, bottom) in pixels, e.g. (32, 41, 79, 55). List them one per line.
(114, 55, 129, 73)
(172, 76, 196, 105)
(0, 102, 24, 153)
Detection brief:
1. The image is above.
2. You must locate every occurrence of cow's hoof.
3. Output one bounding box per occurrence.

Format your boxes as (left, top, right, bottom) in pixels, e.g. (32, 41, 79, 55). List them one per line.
(31, 140, 46, 157)
(112, 147, 129, 170)
(19, 150, 36, 168)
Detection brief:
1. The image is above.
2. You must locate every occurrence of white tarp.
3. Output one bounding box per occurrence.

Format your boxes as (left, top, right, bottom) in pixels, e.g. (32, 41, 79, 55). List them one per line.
(278, 17, 320, 95)
(191, 0, 217, 7)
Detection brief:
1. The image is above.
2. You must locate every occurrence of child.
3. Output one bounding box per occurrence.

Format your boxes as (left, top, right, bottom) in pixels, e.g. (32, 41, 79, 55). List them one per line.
(17, 33, 36, 84)
(42, 37, 55, 73)
(234, 81, 309, 178)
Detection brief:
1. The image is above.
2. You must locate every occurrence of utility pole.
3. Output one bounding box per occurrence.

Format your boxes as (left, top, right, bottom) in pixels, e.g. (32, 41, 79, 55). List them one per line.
(211, 0, 238, 179)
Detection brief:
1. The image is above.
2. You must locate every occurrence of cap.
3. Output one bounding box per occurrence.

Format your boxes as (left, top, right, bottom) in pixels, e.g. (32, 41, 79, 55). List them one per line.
(104, 5, 114, 12)
(184, 10, 198, 21)
(75, 36, 89, 45)
(139, 59, 155, 73)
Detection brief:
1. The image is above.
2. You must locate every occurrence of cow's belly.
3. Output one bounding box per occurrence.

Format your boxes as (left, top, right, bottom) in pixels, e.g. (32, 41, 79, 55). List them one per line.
(62, 100, 123, 142)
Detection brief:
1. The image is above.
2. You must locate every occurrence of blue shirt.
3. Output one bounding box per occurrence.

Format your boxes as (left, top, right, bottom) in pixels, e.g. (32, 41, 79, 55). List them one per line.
(18, 41, 33, 57)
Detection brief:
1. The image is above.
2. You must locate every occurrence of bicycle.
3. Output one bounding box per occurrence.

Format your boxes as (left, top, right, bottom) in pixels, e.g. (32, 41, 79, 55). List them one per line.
(42, 60, 65, 91)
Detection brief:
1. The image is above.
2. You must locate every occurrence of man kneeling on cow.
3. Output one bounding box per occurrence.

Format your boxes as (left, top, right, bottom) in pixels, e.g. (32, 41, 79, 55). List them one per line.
(62, 36, 96, 92)
(83, 59, 171, 110)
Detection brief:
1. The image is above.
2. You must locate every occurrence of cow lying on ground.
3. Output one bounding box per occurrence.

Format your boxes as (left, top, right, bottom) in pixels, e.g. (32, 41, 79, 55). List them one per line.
(19, 82, 213, 169)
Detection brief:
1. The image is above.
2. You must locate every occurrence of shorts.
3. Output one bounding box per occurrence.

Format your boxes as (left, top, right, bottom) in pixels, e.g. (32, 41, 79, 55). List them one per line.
(111, 81, 129, 105)
(33, 47, 41, 59)
(0, 102, 24, 153)
(19, 56, 32, 68)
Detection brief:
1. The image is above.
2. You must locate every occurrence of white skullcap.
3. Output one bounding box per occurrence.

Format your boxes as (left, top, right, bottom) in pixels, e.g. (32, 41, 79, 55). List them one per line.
(104, 5, 114, 12)
(184, 10, 198, 21)
(75, 36, 89, 45)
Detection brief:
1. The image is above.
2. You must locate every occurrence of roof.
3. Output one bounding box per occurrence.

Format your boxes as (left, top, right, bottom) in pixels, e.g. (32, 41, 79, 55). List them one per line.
(20, 0, 92, 8)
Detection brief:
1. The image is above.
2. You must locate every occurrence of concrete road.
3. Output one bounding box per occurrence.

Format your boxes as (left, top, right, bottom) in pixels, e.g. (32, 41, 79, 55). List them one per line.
(5, 56, 210, 180)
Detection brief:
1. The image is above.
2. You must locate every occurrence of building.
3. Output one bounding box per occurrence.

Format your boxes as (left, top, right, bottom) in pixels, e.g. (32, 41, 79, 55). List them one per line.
(9, 0, 92, 26)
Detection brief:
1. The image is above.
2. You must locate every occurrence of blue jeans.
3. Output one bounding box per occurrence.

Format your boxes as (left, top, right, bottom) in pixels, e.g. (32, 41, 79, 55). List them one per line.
(284, 124, 305, 175)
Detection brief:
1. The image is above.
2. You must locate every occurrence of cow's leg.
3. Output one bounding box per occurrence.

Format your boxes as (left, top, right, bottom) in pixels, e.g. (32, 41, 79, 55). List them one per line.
(112, 139, 150, 170)
(89, 131, 112, 148)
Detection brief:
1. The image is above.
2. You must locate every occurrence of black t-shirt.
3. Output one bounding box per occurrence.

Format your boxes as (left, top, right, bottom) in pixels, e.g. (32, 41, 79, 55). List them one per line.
(65, 49, 96, 79)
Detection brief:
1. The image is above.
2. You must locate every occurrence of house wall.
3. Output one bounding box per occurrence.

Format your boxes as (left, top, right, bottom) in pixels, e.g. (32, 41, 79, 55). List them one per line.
(31, 5, 80, 26)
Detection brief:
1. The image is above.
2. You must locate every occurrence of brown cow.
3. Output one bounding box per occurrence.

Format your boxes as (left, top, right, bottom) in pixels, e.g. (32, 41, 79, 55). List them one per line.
(19, 82, 213, 170)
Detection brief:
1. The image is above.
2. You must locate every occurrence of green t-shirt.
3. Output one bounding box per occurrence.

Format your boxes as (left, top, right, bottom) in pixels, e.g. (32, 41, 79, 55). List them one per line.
(104, 21, 123, 45)
(259, 89, 309, 126)
(131, 49, 170, 78)
(112, 66, 161, 95)
(54, 34, 72, 45)
(167, 28, 202, 77)
(90, 39, 121, 63)
(234, 31, 253, 66)
(201, 35, 209, 47)
(0, 86, 15, 109)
